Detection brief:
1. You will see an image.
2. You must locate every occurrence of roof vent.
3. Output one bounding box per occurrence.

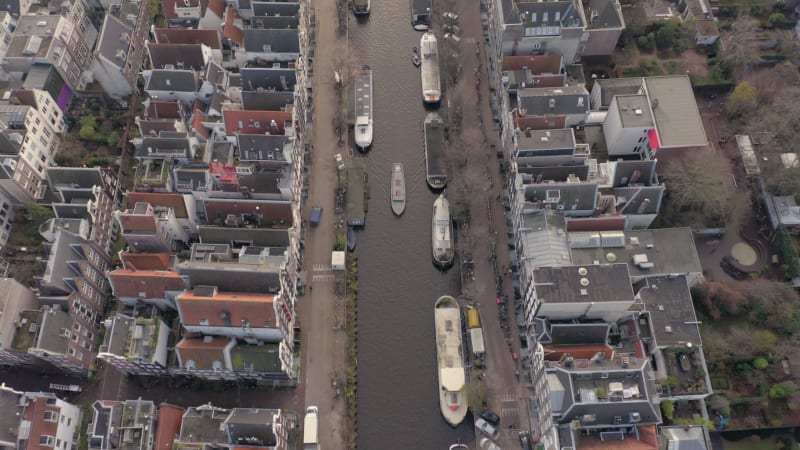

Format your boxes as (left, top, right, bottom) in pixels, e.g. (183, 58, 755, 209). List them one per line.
(580, 277, 590, 287)
(548, 98, 556, 109)
(606, 252, 617, 262)
(665, 326, 673, 333)
(634, 108, 643, 115)
(580, 288, 588, 296)
(578, 267, 588, 276)
(203, 335, 213, 342)
(657, 305, 664, 311)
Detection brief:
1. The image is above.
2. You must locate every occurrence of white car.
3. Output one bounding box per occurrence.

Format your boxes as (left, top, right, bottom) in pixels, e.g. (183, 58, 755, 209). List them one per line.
(475, 417, 500, 440)
(480, 437, 501, 450)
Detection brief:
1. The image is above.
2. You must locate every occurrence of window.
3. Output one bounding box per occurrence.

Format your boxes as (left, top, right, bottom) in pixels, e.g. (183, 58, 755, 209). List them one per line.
(39, 436, 55, 447)
(43, 411, 58, 422)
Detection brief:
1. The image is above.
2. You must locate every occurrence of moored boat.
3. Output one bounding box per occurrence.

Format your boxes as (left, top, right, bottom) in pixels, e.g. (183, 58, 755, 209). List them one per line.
(353, 0, 370, 15)
(347, 226, 356, 251)
(391, 163, 406, 216)
(432, 193, 454, 267)
(424, 112, 447, 189)
(420, 32, 441, 104)
(434, 295, 468, 427)
(411, 0, 431, 30)
(412, 47, 421, 67)
(354, 65, 373, 150)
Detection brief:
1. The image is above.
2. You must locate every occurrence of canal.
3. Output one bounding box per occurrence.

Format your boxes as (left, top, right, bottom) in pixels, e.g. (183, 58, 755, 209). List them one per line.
(349, 2, 474, 448)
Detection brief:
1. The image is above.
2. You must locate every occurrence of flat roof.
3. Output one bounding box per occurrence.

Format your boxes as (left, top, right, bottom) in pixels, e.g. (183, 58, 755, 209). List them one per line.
(643, 76, 707, 148)
(569, 228, 702, 278)
(614, 94, 654, 128)
(532, 264, 634, 304)
(638, 276, 702, 347)
(517, 128, 575, 151)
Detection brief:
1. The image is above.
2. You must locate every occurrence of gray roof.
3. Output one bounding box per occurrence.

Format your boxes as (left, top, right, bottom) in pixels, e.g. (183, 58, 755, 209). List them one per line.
(549, 322, 610, 345)
(586, 0, 624, 29)
(179, 406, 230, 444)
(518, 86, 590, 116)
(518, 165, 590, 182)
(0, 0, 22, 16)
(523, 182, 598, 211)
(241, 67, 296, 92)
(229, 342, 282, 372)
(237, 170, 284, 195)
(205, 61, 228, 86)
(237, 134, 290, 161)
(36, 307, 72, 354)
(242, 29, 300, 53)
(103, 312, 135, 356)
(660, 425, 710, 450)
(225, 408, 279, 446)
(548, 356, 661, 427)
(612, 160, 658, 187)
(47, 167, 103, 190)
(592, 78, 644, 110)
(40, 229, 85, 296)
(147, 43, 206, 70)
(517, 210, 571, 268)
(569, 228, 702, 279)
(177, 257, 281, 292)
(0, 387, 21, 445)
(198, 226, 291, 247)
(501, 0, 519, 24)
(97, 14, 132, 69)
(516, 2, 582, 28)
(146, 69, 199, 92)
(241, 91, 294, 110)
(613, 94, 654, 128)
(638, 275, 702, 347)
(614, 185, 664, 215)
(14, 14, 61, 35)
(517, 128, 575, 151)
(249, 15, 299, 29)
(137, 136, 191, 158)
(251, 1, 299, 17)
(643, 76, 707, 148)
(173, 166, 209, 189)
(532, 264, 634, 304)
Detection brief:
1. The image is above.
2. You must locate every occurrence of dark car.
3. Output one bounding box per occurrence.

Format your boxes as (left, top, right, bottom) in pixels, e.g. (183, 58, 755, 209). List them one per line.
(478, 409, 500, 426)
(309, 206, 323, 227)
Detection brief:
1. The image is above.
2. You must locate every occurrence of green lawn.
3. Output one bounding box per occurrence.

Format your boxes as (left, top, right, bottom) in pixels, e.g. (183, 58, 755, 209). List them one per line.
(723, 436, 798, 450)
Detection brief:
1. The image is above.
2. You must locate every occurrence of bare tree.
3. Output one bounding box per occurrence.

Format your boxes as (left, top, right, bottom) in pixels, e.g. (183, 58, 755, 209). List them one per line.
(662, 149, 734, 227)
(718, 15, 761, 73)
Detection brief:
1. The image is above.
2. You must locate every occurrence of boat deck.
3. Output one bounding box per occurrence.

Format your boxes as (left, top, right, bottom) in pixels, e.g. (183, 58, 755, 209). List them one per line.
(435, 297, 468, 426)
(420, 34, 441, 101)
(425, 114, 446, 187)
(355, 67, 372, 121)
(346, 158, 367, 227)
(411, 0, 431, 29)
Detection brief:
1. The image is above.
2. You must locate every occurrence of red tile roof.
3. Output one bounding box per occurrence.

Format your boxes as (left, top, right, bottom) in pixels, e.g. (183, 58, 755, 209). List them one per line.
(153, 28, 222, 49)
(177, 289, 276, 328)
(206, 0, 225, 17)
(24, 396, 60, 450)
(121, 253, 172, 271)
(146, 100, 183, 119)
(109, 269, 186, 298)
(154, 404, 185, 450)
(223, 110, 291, 136)
(161, 0, 200, 19)
(531, 74, 566, 88)
(565, 215, 627, 232)
(223, 8, 244, 45)
(176, 337, 232, 369)
(208, 161, 238, 185)
(502, 55, 563, 73)
(191, 110, 210, 139)
(128, 192, 189, 218)
(118, 214, 157, 233)
(543, 344, 614, 361)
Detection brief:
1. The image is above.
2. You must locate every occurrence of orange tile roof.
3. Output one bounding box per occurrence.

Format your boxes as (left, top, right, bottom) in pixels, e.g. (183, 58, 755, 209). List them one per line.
(503, 55, 562, 73)
(154, 404, 185, 450)
(577, 431, 658, 450)
(109, 269, 186, 298)
(566, 216, 627, 232)
(118, 214, 157, 233)
(223, 110, 291, 136)
(128, 192, 189, 218)
(153, 28, 222, 49)
(121, 252, 172, 270)
(208, 161, 238, 184)
(177, 290, 276, 328)
(532, 74, 566, 88)
(223, 8, 243, 45)
(206, 0, 224, 17)
(176, 337, 232, 369)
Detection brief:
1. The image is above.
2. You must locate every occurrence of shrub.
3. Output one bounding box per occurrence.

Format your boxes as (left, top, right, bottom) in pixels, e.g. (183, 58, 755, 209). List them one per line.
(753, 357, 769, 370)
(770, 381, 798, 399)
(775, 225, 800, 280)
(667, 375, 678, 389)
(661, 401, 675, 420)
(596, 387, 606, 398)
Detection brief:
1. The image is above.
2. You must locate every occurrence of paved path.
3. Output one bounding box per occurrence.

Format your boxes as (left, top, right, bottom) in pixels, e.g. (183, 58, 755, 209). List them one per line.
(299, 0, 348, 447)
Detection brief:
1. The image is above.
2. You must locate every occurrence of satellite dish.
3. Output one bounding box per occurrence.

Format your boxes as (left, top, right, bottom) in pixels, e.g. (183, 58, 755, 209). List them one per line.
(606, 252, 617, 262)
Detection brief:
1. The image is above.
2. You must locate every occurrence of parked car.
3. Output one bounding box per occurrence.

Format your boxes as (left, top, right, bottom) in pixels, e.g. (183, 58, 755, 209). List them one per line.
(479, 437, 500, 450)
(475, 418, 499, 440)
(519, 431, 533, 450)
(478, 409, 500, 426)
(309, 206, 323, 227)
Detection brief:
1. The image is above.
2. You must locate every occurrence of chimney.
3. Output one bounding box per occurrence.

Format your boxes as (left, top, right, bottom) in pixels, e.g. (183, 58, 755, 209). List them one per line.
(525, 127, 532, 137)
(548, 98, 556, 109)
(652, 98, 659, 109)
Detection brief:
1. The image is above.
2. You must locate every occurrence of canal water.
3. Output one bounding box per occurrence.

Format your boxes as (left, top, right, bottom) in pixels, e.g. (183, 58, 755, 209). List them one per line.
(349, 2, 474, 448)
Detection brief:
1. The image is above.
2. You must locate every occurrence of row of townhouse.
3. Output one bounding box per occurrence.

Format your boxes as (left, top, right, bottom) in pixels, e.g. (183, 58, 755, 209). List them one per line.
(0, 383, 290, 450)
(476, 1, 716, 446)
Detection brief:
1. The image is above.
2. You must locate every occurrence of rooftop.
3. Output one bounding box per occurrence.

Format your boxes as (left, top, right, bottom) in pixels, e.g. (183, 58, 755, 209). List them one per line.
(153, 28, 222, 48)
(532, 264, 634, 304)
(517, 128, 575, 151)
(502, 54, 563, 73)
(229, 342, 282, 372)
(154, 405, 185, 450)
(638, 276, 702, 347)
(108, 269, 186, 298)
(517, 210, 571, 268)
(175, 336, 232, 370)
(241, 29, 300, 54)
(225, 409, 280, 447)
(147, 43, 207, 70)
(569, 228, 702, 279)
(591, 78, 644, 110)
(660, 425, 710, 450)
(643, 76, 707, 148)
(614, 95, 654, 128)
(178, 404, 231, 445)
(146, 70, 199, 92)
(522, 181, 598, 212)
(127, 192, 188, 218)
(518, 86, 590, 116)
(223, 110, 292, 136)
(0, 385, 22, 445)
(176, 287, 276, 329)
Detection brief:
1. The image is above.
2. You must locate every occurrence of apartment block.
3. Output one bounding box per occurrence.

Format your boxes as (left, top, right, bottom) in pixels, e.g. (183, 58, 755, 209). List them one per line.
(88, 399, 156, 450)
(97, 311, 170, 376)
